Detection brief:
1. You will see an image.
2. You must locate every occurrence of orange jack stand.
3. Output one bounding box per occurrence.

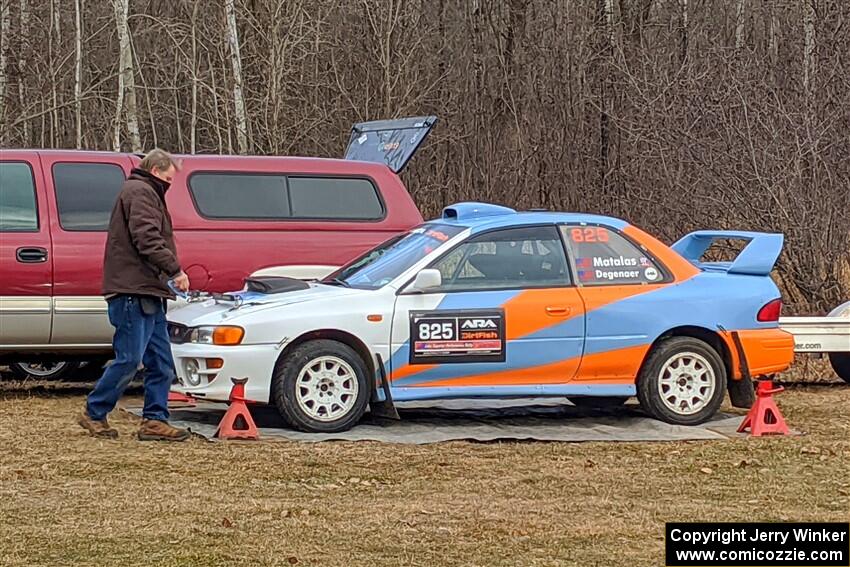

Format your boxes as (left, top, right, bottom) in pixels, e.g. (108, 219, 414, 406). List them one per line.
(167, 391, 195, 406)
(215, 377, 259, 440)
(737, 380, 790, 437)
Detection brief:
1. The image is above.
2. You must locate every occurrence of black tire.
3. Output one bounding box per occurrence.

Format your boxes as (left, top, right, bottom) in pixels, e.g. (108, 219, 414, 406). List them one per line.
(566, 396, 629, 408)
(271, 339, 370, 433)
(636, 337, 726, 425)
(8, 361, 80, 380)
(78, 357, 111, 380)
(829, 353, 850, 383)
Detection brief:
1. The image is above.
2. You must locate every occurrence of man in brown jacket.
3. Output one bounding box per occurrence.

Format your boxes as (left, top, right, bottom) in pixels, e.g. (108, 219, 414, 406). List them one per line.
(78, 149, 191, 441)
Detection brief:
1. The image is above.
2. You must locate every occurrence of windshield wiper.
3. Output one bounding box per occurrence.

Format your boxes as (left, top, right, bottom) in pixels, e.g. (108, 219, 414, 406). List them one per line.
(324, 277, 351, 288)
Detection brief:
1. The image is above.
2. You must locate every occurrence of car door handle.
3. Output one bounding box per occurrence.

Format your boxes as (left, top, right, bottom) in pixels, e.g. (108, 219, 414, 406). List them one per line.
(545, 306, 571, 316)
(16, 247, 48, 263)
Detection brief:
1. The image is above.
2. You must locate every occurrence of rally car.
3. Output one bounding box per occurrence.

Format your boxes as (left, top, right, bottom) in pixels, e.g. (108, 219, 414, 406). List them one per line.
(167, 202, 795, 432)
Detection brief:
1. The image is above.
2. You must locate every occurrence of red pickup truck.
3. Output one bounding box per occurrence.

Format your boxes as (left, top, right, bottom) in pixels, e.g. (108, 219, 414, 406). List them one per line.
(0, 117, 432, 379)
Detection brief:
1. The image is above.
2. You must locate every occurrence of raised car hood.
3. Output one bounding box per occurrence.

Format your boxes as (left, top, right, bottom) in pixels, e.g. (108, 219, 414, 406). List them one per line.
(168, 284, 362, 327)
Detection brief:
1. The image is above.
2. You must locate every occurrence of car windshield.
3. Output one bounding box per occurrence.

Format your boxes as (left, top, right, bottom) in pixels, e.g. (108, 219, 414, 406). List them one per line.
(323, 224, 465, 289)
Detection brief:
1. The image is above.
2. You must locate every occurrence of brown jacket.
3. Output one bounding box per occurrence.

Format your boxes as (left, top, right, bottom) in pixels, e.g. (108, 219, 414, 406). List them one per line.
(102, 168, 181, 299)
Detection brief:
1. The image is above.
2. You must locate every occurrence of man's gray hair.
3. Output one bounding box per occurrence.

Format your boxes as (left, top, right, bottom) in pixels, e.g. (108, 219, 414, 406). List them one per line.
(139, 148, 179, 172)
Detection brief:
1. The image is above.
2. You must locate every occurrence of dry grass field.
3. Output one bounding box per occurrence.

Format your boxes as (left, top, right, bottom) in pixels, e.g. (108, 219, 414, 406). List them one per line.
(0, 365, 847, 567)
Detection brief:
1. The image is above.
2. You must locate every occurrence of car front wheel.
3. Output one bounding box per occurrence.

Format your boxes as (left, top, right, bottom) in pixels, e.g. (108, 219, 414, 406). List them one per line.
(271, 339, 370, 433)
(637, 337, 726, 425)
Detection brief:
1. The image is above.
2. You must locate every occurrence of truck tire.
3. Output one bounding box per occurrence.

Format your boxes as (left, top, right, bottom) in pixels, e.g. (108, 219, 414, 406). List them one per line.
(271, 339, 370, 433)
(829, 353, 850, 384)
(8, 361, 80, 381)
(637, 337, 726, 425)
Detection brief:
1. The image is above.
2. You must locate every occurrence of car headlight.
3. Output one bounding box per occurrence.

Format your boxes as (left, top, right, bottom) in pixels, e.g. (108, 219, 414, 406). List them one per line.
(188, 325, 245, 345)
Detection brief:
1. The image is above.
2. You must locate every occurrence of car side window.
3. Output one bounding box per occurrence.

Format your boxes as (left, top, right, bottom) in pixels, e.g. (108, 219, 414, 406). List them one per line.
(53, 163, 127, 231)
(0, 162, 39, 232)
(562, 225, 663, 285)
(431, 226, 570, 291)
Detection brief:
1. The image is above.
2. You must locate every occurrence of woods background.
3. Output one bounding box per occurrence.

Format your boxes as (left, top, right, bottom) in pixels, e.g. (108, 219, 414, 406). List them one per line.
(0, 0, 847, 313)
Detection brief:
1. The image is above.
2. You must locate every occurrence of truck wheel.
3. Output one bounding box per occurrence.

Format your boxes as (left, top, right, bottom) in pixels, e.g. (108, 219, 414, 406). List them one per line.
(8, 361, 80, 381)
(272, 340, 370, 433)
(829, 353, 850, 384)
(637, 337, 726, 425)
(566, 396, 629, 408)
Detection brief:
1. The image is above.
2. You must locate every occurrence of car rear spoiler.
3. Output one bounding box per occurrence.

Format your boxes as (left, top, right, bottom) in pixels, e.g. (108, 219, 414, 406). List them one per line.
(344, 115, 437, 173)
(671, 230, 784, 276)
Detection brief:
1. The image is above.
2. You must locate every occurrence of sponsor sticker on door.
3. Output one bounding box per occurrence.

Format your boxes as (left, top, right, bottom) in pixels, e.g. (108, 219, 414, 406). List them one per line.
(409, 309, 506, 364)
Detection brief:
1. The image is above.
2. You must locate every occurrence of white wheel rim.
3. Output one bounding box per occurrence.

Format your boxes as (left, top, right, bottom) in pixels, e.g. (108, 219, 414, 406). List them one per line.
(18, 361, 68, 377)
(657, 352, 716, 416)
(295, 356, 359, 422)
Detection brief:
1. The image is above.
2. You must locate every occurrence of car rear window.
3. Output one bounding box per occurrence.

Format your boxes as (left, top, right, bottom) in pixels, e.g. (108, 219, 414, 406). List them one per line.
(0, 162, 38, 232)
(53, 162, 126, 231)
(189, 173, 383, 221)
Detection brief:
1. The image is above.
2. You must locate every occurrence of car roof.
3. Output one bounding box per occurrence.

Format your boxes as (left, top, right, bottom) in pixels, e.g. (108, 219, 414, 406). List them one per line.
(424, 202, 628, 232)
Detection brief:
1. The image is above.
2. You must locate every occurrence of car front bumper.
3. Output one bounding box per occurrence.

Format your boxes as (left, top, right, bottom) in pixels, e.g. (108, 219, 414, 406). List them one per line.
(170, 343, 279, 404)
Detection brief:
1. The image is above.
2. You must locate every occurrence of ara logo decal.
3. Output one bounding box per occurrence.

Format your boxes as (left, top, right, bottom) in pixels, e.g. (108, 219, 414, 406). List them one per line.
(461, 318, 497, 329)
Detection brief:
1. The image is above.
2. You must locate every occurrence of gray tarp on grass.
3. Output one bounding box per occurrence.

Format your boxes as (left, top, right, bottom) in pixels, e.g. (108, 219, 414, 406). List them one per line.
(125, 398, 748, 444)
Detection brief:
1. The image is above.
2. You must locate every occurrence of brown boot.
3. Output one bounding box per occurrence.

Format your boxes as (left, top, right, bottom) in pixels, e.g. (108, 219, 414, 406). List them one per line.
(137, 419, 191, 442)
(78, 410, 119, 439)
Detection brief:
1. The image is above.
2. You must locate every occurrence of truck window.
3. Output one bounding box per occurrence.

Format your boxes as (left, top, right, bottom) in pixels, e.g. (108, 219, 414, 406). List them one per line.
(0, 162, 38, 232)
(188, 173, 383, 221)
(189, 173, 290, 219)
(288, 177, 383, 220)
(53, 163, 126, 231)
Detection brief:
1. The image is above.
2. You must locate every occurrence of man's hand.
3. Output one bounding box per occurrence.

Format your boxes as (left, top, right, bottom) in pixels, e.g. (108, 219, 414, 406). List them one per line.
(172, 271, 190, 292)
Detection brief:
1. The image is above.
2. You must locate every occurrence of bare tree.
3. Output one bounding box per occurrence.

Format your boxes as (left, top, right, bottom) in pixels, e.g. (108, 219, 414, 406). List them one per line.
(225, 0, 249, 154)
(735, 0, 747, 49)
(112, 0, 141, 151)
(0, 0, 10, 139)
(74, 0, 83, 148)
(802, 0, 816, 93)
(18, 0, 30, 143)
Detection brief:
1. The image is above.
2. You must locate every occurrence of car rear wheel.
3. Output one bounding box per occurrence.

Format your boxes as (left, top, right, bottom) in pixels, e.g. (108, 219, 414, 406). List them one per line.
(272, 339, 370, 433)
(637, 337, 726, 425)
(8, 361, 80, 381)
(829, 353, 850, 383)
(566, 396, 629, 408)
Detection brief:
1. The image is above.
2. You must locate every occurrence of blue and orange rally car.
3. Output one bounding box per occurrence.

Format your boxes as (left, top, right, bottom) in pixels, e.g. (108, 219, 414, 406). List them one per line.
(168, 202, 795, 433)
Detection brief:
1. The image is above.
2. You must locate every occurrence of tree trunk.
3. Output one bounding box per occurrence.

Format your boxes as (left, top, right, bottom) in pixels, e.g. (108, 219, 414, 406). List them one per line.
(0, 0, 10, 142)
(51, 0, 61, 147)
(113, 0, 141, 152)
(190, 0, 199, 154)
(18, 0, 30, 144)
(74, 0, 83, 148)
(802, 0, 816, 94)
(680, 0, 688, 62)
(734, 0, 746, 49)
(224, 0, 249, 154)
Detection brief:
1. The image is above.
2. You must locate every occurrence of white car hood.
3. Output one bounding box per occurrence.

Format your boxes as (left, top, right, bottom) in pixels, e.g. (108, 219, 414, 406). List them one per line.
(169, 284, 364, 326)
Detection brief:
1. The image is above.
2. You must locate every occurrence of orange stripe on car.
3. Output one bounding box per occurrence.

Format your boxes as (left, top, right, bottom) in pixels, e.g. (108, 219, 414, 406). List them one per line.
(722, 328, 795, 378)
(573, 344, 650, 382)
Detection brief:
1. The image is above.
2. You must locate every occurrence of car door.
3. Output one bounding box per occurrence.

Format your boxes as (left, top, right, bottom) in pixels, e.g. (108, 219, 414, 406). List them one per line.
(390, 225, 585, 392)
(0, 154, 53, 347)
(561, 223, 668, 382)
(39, 153, 132, 346)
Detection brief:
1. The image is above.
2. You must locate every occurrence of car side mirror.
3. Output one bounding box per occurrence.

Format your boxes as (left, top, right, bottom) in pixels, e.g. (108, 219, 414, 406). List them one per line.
(409, 269, 442, 293)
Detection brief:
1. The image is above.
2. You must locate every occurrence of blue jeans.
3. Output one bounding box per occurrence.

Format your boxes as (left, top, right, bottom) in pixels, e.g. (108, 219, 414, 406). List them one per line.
(86, 295, 174, 422)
